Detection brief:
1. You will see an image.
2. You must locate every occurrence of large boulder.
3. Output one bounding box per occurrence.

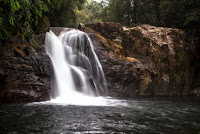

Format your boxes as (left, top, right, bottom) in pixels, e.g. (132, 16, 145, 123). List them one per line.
(80, 22, 199, 97)
(0, 34, 51, 102)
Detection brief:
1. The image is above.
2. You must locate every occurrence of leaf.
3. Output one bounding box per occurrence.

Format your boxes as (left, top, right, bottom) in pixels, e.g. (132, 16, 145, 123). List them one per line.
(15, 1, 20, 9)
(9, 15, 14, 26)
(47, 0, 51, 4)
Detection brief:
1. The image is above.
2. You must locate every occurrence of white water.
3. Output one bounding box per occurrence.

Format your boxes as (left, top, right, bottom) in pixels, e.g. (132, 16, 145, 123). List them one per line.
(45, 29, 127, 106)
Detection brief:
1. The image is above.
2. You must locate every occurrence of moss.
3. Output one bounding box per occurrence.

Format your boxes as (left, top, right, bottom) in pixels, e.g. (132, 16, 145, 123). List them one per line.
(33, 40, 39, 48)
(110, 60, 122, 65)
(170, 72, 184, 82)
(13, 46, 26, 57)
(177, 51, 186, 59)
(176, 51, 190, 70)
(169, 50, 191, 83)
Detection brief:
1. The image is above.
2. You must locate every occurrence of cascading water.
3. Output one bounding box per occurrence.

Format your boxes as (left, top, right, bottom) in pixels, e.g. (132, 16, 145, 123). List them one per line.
(45, 29, 127, 106)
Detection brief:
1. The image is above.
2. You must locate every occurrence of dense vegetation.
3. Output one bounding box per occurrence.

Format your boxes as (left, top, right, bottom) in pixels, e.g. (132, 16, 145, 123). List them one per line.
(76, 0, 103, 25)
(0, 0, 199, 44)
(80, 0, 200, 32)
(0, 0, 49, 43)
(0, 0, 85, 43)
(47, 0, 85, 27)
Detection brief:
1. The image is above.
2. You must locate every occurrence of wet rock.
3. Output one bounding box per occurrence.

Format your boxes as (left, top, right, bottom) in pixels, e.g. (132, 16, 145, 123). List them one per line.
(0, 34, 51, 102)
(80, 22, 198, 97)
(0, 22, 199, 102)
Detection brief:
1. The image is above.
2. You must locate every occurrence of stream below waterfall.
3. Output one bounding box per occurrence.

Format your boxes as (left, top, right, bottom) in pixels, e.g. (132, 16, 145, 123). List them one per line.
(0, 97, 199, 134)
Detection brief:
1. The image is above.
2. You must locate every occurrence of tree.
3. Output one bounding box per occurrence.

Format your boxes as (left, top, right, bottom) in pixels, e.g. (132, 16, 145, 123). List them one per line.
(101, 0, 137, 26)
(100, 0, 200, 30)
(183, 0, 200, 33)
(47, 0, 86, 27)
(0, 0, 87, 44)
(0, 0, 50, 43)
(153, 0, 161, 25)
(76, 0, 103, 25)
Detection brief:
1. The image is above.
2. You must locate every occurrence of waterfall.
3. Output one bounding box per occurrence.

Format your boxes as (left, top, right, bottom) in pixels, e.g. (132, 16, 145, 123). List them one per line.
(45, 29, 110, 105)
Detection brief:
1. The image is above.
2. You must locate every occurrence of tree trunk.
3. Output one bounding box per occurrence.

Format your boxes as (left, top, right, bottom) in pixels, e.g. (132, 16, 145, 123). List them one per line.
(133, 0, 137, 24)
(154, 0, 161, 25)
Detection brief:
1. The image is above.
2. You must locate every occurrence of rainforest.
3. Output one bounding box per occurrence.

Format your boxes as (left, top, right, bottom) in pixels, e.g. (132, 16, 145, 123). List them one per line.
(0, 0, 200, 133)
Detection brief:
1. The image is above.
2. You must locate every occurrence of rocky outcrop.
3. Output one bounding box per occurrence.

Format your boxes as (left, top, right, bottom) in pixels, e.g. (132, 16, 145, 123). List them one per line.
(0, 22, 199, 103)
(80, 22, 200, 97)
(0, 34, 51, 102)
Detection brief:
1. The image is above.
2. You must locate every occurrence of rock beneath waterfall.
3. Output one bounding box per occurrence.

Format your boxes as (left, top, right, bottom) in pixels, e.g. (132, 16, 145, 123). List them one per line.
(0, 34, 51, 102)
(0, 22, 199, 102)
(80, 22, 199, 97)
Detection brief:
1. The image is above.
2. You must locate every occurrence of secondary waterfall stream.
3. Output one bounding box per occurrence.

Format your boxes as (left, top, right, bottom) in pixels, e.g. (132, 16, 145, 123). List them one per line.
(45, 29, 125, 106)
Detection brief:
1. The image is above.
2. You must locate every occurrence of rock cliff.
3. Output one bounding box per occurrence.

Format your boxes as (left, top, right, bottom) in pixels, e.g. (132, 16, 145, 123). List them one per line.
(0, 34, 51, 102)
(80, 22, 200, 97)
(0, 22, 199, 103)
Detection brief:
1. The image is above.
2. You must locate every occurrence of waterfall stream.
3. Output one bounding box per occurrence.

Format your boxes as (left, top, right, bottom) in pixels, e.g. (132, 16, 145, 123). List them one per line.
(45, 29, 125, 106)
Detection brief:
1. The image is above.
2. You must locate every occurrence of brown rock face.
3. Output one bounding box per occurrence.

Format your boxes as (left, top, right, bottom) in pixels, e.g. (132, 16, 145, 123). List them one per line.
(0, 34, 51, 102)
(80, 22, 199, 97)
(0, 22, 199, 102)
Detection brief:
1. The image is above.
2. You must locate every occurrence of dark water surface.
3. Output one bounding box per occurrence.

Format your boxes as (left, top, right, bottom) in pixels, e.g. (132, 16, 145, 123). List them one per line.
(0, 97, 200, 134)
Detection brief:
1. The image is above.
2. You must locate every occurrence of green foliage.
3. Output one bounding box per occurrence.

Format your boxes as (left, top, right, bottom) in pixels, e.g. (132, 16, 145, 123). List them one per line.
(0, 0, 50, 43)
(170, 51, 190, 83)
(76, 1, 103, 25)
(1, 0, 199, 45)
(98, 0, 200, 30)
(176, 51, 190, 70)
(183, 0, 200, 33)
(170, 72, 184, 83)
(33, 39, 39, 48)
(0, 0, 86, 44)
(47, 0, 86, 27)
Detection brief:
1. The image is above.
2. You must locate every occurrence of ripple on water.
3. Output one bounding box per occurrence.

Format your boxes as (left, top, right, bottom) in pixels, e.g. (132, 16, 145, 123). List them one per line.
(0, 97, 200, 134)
